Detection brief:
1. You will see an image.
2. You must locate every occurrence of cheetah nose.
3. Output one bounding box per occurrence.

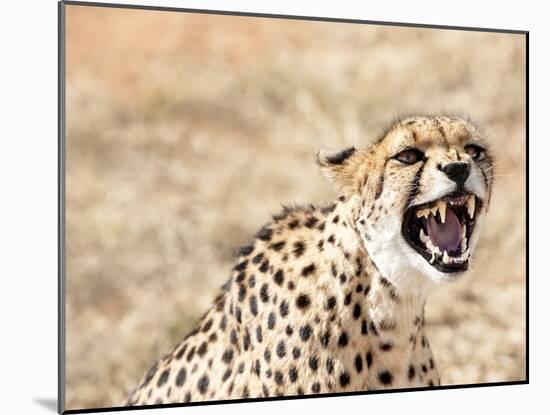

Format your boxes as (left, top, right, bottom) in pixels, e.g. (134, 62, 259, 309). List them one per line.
(441, 162, 470, 187)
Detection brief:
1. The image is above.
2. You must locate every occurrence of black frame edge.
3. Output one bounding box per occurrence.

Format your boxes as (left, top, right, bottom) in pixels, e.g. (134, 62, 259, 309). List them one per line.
(58, 1, 67, 414)
(63, 381, 528, 414)
(62, 0, 528, 35)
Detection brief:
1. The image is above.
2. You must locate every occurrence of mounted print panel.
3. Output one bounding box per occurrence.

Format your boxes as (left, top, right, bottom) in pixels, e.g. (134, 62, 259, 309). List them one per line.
(59, 1, 527, 413)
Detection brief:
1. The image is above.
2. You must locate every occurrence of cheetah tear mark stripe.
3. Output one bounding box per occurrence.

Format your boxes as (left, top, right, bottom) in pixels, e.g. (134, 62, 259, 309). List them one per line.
(405, 162, 425, 211)
(374, 158, 394, 200)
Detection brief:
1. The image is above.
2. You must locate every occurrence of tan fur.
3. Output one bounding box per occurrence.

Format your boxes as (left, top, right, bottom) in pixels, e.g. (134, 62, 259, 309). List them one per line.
(125, 115, 492, 405)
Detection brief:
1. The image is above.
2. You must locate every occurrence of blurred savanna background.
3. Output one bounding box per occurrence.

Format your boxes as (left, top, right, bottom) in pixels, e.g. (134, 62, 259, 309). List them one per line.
(64, 4, 527, 411)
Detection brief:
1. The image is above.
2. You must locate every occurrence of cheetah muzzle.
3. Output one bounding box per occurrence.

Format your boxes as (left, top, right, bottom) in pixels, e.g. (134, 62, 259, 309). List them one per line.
(402, 192, 481, 273)
(125, 115, 493, 406)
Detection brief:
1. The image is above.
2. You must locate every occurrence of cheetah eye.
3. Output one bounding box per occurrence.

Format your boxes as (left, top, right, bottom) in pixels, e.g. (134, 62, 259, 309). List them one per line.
(393, 148, 424, 165)
(464, 144, 486, 161)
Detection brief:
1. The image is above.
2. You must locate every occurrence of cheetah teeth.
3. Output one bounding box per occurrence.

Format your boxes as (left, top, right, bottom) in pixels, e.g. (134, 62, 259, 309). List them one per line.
(415, 200, 448, 223)
(419, 225, 470, 264)
(467, 195, 475, 219)
(415, 195, 476, 222)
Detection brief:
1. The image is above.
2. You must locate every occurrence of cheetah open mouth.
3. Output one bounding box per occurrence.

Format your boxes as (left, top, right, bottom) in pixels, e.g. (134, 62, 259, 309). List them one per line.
(401, 192, 481, 273)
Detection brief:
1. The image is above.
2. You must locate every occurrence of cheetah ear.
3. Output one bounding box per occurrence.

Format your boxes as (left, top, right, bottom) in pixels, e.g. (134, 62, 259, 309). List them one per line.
(316, 147, 367, 195)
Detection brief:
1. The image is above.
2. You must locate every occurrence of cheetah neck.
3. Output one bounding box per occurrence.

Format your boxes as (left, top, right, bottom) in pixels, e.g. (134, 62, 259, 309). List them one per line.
(325, 200, 429, 375)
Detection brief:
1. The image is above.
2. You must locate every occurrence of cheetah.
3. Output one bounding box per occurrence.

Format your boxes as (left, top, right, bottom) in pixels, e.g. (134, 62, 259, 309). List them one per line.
(125, 115, 493, 405)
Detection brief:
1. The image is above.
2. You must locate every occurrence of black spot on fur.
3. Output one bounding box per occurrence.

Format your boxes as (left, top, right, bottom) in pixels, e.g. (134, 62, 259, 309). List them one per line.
(317, 239, 324, 251)
(267, 312, 276, 330)
(366, 351, 373, 368)
(286, 325, 294, 336)
(355, 353, 363, 373)
(325, 147, 356, 165)
(175, 344, 188, 360)
(352, 303, 362, 319)
(326, 358, 334, 374)
(305, 216, 319, 228)
(252, 252, 264, 264)
(259, 259, 270, 273)
(370, 321, 379, 336)
(325, 296, 337, 310)
(175, 367, 187, 387)
(269, 241, 286, 251)
(256, 227, 273, 241)
(378, 370, 393, 385)
(279, 300, 289, 318)
(339, 273, 347, 284)
(256, 326, 263, 343)
(321, 331, 331, 348)
(289, 366, 299, 382)
(198, 375, 209, 394)
(238, 285, 247, 302)
(293, 241, 306, 257)
(234, 260, 248, 272)
(197, 342, 208, 357)
(299, 324, 312, 342)
(292, 347, 301, 359)
(288, 219, 300, 229)
(301, 263, 316, 277)
(339, 372, 351, 387)
(309, 355, 319, 371)
(312, 382, 321, 393)
(243, 331, 251, 351)
(338, 332, 349, 347)
(361, 319, 368, 335)
(344, 292, 352, 306)
(408, 365, 415, 380)
(296, 294, 311, 309)
(321, 203, 336, 214)
(264, 348, 271, 363)
(380, 342, 393, 352)
(249, 296, 258, 316)
(327, 235, 335, 244)
(186, 346, 196, 362)
(260, 283, 270, 303)
(273, 269, 284, 285)
(274, 371, 284, 385)
(237, 245, 254, 257)
(222, 348, 234, 364)
(157, 369, 170, 387)
(235, 271, 246, 283)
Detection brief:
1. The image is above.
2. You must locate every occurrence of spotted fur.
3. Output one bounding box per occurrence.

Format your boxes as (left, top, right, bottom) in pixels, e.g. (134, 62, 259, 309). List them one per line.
(126, 115, 492, 405)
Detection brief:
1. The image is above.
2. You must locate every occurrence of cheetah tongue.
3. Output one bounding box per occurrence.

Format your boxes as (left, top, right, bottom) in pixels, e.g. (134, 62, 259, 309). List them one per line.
(426, 208, 462, 253)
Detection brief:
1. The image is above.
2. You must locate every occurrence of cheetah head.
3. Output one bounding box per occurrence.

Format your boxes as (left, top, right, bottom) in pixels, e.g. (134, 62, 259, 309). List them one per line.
(318, 115, 493, 294)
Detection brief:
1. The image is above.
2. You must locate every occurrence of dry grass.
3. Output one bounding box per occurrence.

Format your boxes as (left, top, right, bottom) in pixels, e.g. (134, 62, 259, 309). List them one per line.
(64, 5, 526, 410)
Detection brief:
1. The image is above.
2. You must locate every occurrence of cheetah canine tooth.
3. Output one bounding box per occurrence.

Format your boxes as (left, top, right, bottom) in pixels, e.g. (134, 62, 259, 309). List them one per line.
(467, 195, 476, 218)
(437, 201, 447, 223)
